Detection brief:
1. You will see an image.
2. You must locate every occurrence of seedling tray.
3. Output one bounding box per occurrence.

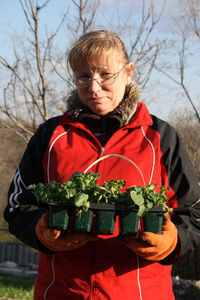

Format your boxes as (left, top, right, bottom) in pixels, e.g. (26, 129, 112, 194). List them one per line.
(48, 202, 166, 233)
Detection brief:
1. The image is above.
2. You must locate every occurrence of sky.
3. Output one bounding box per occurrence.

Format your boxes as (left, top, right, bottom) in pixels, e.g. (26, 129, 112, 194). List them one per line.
(0, 0, 199, 122)
(0, 0, 68, 56)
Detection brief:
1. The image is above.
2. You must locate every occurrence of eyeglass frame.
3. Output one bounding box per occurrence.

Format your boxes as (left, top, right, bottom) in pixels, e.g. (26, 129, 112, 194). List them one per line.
(73, 64, 127, 88)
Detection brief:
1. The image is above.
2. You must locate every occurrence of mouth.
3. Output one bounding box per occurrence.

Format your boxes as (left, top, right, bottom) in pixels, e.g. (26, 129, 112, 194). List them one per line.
(90, 97, 107, 104)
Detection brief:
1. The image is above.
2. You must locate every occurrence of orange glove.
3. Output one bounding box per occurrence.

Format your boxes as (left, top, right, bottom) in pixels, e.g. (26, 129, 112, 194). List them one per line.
(36, 213, 97, 252)
(124, 215, 178, 261)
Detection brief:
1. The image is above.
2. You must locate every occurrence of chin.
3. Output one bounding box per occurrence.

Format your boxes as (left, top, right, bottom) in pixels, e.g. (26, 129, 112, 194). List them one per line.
(92, 109, 110, 116)
(90, 106, 110, 116)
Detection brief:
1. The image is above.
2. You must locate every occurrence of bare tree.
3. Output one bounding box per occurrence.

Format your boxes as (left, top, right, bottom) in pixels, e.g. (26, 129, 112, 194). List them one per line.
(0, 0, 167, 141)
(155, 0, 200, 123)
(126, 0, 167, 89)
(178, 0, 200, 122)
(48, 0, 101, 86)
(0, 0, 103, 141)
(69, 0, 101, 37)
(180, 0, 200, 40)
(0, 0, 69, 140)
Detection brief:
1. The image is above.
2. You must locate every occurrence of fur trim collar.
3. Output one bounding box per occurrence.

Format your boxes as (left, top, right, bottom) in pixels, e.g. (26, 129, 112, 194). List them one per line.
(66, 83, 141, 126)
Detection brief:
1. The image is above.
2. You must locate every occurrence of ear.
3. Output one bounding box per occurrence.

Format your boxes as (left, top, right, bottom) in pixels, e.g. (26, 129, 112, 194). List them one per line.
(125, 62, 134, 85)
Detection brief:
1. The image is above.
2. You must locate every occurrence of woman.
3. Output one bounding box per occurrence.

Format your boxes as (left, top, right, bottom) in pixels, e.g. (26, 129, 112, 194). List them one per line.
(4, 30, 200, 300)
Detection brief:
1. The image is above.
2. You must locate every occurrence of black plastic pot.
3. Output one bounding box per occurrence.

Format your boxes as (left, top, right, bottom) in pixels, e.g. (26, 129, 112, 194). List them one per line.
(120, 208, 139, 234)
(73, 210, 93, 232)
(49, 204, 69, 230)
(142, 207, 165, 233)
(90, 203, 116, 235)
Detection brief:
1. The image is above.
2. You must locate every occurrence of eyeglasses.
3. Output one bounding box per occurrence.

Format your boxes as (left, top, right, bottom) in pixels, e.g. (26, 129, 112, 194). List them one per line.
(74, 65, 126, 88)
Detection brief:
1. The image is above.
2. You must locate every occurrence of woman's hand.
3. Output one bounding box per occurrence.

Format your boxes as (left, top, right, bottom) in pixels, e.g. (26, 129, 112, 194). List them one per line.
(123, 215, 178, 261)
(36, 213, 97, 252)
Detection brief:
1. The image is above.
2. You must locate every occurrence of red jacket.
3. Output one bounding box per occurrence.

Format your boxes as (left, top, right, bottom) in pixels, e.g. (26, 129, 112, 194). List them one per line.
(37, 102, 176, 300)
(4, 102, 200, 300)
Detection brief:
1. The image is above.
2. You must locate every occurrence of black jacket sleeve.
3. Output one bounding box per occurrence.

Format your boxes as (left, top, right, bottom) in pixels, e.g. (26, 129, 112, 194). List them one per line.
(151, 116, 200, 263)
(4, 116, 61, 253)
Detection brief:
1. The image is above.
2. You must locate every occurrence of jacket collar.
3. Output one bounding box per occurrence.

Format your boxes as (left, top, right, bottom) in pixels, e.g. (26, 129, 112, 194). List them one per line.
(65, 83, 140, 126)
(60, 83, 152, 128)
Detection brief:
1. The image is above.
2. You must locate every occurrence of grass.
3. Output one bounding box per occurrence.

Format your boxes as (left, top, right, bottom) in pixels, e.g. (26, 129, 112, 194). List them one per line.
(0, 229, 35, 299)
(0, 273, 35, 299)
(0, 273, 200, 300)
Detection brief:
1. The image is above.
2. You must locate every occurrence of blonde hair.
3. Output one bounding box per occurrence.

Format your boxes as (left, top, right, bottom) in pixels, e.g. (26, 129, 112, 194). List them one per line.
(67, 30, 129, 73)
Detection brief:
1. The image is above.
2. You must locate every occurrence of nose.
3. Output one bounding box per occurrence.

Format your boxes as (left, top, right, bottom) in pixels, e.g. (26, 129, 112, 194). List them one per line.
(88, 77, 102, 92)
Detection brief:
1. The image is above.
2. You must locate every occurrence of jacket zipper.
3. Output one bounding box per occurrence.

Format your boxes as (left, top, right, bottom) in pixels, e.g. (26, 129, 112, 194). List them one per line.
(100, 147, 104, 155)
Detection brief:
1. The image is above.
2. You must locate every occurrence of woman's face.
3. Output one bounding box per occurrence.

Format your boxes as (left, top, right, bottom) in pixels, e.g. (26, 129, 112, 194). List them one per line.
(74, 58, 133, 116)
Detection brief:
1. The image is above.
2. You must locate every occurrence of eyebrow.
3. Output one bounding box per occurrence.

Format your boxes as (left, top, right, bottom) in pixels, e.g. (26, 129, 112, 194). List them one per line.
(75, 67, 112, 76)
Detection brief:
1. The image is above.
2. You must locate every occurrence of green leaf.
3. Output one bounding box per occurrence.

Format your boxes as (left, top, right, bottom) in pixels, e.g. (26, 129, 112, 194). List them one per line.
(146, 184, 156, 190)
(74, 192, 89, 207)
(146, 201, 153, 209)
(130, 191, 144, 205)
(71, 172, 84, 178)
(82, 201, 90, 211)
(138, 204, 148, 217)
(28, 171, 173, 218)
